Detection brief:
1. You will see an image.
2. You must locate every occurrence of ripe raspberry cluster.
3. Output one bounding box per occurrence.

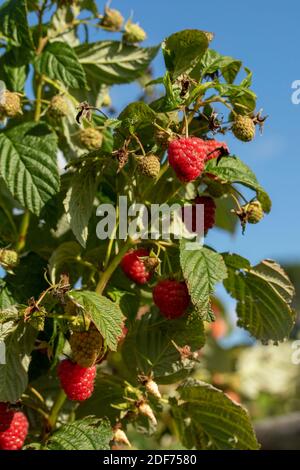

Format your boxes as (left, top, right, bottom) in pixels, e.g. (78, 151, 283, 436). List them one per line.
(0, 403, 28, 450)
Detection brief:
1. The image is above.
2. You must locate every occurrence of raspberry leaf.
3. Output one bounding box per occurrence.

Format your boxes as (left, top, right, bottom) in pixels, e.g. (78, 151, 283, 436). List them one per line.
(215, 83, 257, 113)
(0, 122, 59, 216)
(0, 0, 33, 52)
(118, 101, 156, 135)
(205, 157, 271, 213)
(76, 41, 160, 85)
(163, 29, 209, 78)
(0, 322, 36, 402)
(223, 254, 295, 343)
(0, 47, 29, 92)
(34, 42, 87, 89)
(180, 241, 228, 320)
(171, 379, 259, 450)
(199, 49, 242, 84)
(48, 417, 112, 450)
(63, 169, 98, 248)
(121, 309, 205, 384)
(70, 290, 124, 351)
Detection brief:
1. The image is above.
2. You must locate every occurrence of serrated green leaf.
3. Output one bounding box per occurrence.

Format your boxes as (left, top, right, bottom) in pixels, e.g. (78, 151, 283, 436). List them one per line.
(199, 49, 242, 84)
(205, 157, 270, 210)
(163, 29, 209, 78)
(48, 417, 112, 450)
(70, 290, 124, 351)
(48, 4, 80, 48)
(0, 47, 29, 92)
(0, 306, 18, 326)
(122, 309, 205, 384)
(0, 322, 36, 402)
(0, 0, 33, 51)
(0, 122, 59, 215)
(171, 379, 259, 450)
(35, 42, 87, 89)
(64, 169, 98, 248)
(180, 241, 227, 320)
(76, 41, 160, 85)
(223, 254, 295, 342)
(215, 83, 256, 114)
(118, 101, 156, 135)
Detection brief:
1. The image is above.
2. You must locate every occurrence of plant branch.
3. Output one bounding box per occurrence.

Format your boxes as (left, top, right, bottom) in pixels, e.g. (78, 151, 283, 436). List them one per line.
(47, 389, 67, 430)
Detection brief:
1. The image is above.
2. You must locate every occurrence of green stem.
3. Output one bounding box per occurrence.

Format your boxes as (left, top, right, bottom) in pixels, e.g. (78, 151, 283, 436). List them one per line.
(96, 237, 136, 295)
(103, 205, 119, 270)
(48, 389, 67, 430)
(34, 75, 43, 122)
(15, 210, 30, 253)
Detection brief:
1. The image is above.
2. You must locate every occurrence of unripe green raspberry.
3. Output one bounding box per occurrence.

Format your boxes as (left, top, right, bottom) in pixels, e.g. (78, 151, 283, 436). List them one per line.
(245, 200, 264, 224)
(49, 95, 69, 118)
(79, 128, 103, 150)
(232, 114, 255, 142)
(100, 7, 124, 32)
(0, 249, 19, 271)
(138, 155, 160, 178)
(0, 91, 22, 118)
(70, 324, 104, 368)
(123, 21, 147, 43)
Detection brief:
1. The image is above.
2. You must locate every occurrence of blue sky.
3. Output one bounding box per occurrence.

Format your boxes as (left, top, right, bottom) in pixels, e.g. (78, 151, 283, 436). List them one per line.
(96, 0, 300, 266)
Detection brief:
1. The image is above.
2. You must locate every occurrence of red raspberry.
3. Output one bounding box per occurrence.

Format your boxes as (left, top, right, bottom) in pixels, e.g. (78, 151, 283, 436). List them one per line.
(58, 359, 96, 401)
(204, 139, 229, 162)
(121, 248, 152, 284)
(168, 137, 207, 182)
(182, 196, 216, 234)
(153, 280, 190, 319)
(0, 403, 14, 432)
(195, 196, 216, 232)
(0, 409, 28, 450)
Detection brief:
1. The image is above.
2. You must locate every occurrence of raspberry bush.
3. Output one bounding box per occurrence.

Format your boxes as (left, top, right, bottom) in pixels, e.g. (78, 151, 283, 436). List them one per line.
(0, 0, 295, 451)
